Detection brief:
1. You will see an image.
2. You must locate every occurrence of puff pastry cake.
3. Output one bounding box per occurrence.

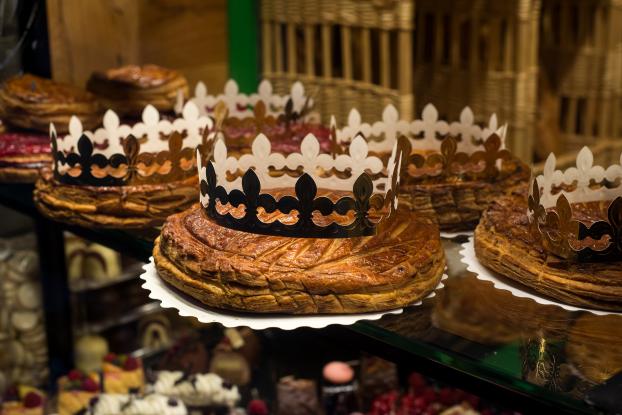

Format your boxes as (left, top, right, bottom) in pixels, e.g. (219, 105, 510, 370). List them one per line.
(0, 132, 50, 183)
(0, 74, 100, 134)
(474, 191, 622, 311)
(87, 64, 189, 117)
(34, 167, 196, 229)
(154, 205, 446, 314)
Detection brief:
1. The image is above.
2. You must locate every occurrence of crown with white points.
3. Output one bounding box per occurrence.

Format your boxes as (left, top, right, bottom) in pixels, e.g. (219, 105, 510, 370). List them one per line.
(528, 147, 622, 261)
(196, 125, 411, 238)
(50, 102, 212, 186)
(337, 104, 510, 180)
(176, 79, 313, 120)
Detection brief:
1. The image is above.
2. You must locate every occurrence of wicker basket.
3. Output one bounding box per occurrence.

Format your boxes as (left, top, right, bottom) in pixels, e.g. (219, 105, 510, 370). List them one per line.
(539, 0, 622, 154)
(260, 0, 415, 125)
(412, 0, 541, 163)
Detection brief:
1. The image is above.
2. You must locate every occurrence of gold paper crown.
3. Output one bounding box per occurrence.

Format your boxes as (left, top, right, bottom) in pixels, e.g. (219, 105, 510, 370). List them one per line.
(196, 124, 410, 238)
(337, 104, 510, 180)
(51, 103, 212, 186)
(528, 147, 622, 261)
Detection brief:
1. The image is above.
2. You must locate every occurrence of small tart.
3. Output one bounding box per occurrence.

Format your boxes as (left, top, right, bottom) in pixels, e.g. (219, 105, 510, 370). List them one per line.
(0, 131, 51, 183)
(474, 192, 622, 311)
(400, 157, 530, 232)
(154, 205, 446, 314)
(87, 64, 189, 116)
(34, 167, 197, 229)
(0, 74, 101, 133)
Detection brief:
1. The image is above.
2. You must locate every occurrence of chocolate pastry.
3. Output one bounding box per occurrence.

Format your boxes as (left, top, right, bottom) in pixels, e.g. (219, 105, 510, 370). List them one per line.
(154, 204, 446, 314)
(34, 167, 196, 229)
(566, 314, 622, 383)
(87, 64, 189, 117)
(401, 157, 530, 232)
(0, 132, 51, 183)
(0, 74, 100, 133)
(277, 376, 320, 415)
(474, 192, 622, 311)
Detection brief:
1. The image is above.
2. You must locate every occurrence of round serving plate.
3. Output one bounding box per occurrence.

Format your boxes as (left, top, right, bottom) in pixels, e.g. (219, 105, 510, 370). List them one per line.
(140, 258, 447, 330)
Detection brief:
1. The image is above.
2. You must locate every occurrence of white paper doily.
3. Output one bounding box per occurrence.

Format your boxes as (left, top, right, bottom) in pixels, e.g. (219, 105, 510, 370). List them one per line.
(459, 237, 620, 316)
(441, 230, 473, 240)
(140, 258, 447, 330)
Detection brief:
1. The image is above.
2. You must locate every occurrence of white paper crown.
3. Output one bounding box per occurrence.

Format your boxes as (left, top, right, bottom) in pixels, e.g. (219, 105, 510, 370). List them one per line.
(337, 103, 506, 154)
(528, 146, 622, 260)
(196, 129, 410, 238)
(176, 79, 312, 119)
(51, 102, 212, 186)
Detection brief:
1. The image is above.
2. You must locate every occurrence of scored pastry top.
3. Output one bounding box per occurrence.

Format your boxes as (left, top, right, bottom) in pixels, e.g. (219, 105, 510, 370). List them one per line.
(88, 64, 185, 89)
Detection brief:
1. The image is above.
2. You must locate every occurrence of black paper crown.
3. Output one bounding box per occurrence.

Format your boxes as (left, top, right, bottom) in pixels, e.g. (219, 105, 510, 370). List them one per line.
(197, 129, 411, 238)
(51, 103, 212, 186)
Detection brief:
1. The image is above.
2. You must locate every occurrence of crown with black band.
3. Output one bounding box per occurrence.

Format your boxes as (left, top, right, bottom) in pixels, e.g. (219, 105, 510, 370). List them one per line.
(50, 103, 212, 187)
(196, 125, 411, 238)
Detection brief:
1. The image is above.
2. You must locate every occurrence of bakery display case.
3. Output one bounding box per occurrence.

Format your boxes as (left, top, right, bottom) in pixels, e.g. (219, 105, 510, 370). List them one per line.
(2, 0, 622, 414)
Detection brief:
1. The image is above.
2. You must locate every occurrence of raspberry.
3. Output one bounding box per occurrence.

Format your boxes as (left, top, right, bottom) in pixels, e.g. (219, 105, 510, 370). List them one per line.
(408, 373, 427, 392)
(82, 377, 99, 392)
(23, 392, 43, 408)
(68, 369, 83, 381)
(422, 387, 437, 404)
(123, 356, 139, 371)
(247, 399, 269, 415)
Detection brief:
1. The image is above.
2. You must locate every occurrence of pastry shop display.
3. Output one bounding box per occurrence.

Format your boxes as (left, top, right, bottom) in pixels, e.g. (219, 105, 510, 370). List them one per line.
(566, 314, 622, 383)
(337, 104, 529, 232)
(0, 74, 101, 134)
(474, 147, 622, 311)
(152, 370, 241, 409)
(34, 100, 211, 229)
(154, 113, 446, 315)
(0, 235, 48, 388)
(1, 385, 45, 415)
(101, 353, 144, 394)
(87, 64, 189, 118)
(74, 335, 110, 373)
(138, 314, 172, 351)
(208, 339, 251, 386)
(179, 79, 332, 154)
(432, 276, 569, 345)
(57, 370, 101, 415)
(84, 393, 187, 415)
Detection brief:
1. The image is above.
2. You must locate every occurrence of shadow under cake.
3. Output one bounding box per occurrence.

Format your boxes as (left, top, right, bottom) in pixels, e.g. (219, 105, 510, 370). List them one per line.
(474, 192, 622, 311)
(400, 157, 530, 232)
(34, 167, 197, 229)
(154, 205, 446, 314)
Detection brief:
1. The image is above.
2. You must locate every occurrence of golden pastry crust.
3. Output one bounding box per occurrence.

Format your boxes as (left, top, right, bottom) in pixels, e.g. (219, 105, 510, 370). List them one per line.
(400, 157, 530, 232)
(0, 154, 50, 183)
(87, 64, 189, 116)
(34, 168, 197, 229)
(474, 192, 622, 311)
(154, 206, 446, 314)
(0, 74, 101, 133)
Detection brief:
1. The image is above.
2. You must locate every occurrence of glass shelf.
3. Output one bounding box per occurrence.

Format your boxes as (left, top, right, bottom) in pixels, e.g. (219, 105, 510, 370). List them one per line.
(0, 183, 616, 414)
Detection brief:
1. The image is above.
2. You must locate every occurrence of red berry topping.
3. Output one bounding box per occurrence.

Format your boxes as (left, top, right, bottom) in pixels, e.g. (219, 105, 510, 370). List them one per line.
(422, 387, 437, 404)
(247, 399, 269, 415)
(23, 392, 43, 408)
(409, 373, 427, 392)
(104, 353, 117, 363)
(68, 369, 83, 381)
(81, 377, 99, 392)
(123, 356, 139, 371)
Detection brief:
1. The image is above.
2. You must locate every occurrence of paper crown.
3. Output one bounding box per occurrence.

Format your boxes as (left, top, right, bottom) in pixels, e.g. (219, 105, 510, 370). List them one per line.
(51, 102, 212, 186)
(337, 104, 510, 179)
(196, 126, 411, 238)
(528, 147, 622, 261)
(176, 79, 313, 119)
